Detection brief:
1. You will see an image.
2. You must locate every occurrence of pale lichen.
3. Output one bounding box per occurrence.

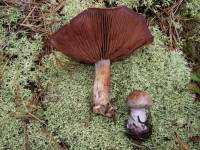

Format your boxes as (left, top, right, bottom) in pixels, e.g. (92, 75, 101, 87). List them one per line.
(113, 0, 174, 9)
(61, 0, 104, 21)
(184, 0, 200, 18)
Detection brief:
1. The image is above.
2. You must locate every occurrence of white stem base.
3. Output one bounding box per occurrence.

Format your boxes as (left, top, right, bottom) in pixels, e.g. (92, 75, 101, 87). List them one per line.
(127, 108, 147, 131)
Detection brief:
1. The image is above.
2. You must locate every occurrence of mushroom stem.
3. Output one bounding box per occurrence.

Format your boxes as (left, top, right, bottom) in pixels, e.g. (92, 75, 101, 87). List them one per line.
(129, 108, 147, 127)
(126, 108, 149, 140)
(93, 59, 113, 117)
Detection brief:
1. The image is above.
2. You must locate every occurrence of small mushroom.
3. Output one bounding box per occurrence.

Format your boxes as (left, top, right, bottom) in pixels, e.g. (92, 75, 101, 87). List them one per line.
(126, 90, 153, 140)
(48, 6, 153, 117)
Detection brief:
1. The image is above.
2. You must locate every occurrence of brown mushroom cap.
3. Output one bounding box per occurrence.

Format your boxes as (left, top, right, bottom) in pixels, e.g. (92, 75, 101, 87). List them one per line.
(127, 90, 152, 108)
(48, 6, 153, 63)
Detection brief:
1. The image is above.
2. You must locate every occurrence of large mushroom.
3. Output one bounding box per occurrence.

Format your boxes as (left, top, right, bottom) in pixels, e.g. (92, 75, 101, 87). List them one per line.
(48, 6, 153, 117)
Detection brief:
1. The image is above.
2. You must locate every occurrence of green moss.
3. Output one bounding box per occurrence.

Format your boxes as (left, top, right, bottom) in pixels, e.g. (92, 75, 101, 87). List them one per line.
(0, 6, 21, 29)
(0, 111, 23, 150)
(0, 7, 21, 49)
(27, 123, 52, 150)
(2, 34, 43, 96)
(113, 0, 173, 9)
(0, 33, 44, 149)
(6, 7, 21, 24)
(0, 7, 45, 148)
(184, 0, 200, 18)
(61, 0, 104, 21)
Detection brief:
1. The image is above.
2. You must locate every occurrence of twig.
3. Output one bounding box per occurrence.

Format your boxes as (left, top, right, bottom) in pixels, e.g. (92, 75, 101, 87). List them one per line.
(22, 121, 31, 150)
(41, 127, 69, 150)
(151, 0, 184, 49)
(28, 113, 45, 124)
(19, 23, 51, 35)
(41, 0, 66, 18)
(21, 6, 36, 24)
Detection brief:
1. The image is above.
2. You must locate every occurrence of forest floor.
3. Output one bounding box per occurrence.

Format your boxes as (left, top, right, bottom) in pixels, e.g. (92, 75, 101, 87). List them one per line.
(0, 0, 200, 150)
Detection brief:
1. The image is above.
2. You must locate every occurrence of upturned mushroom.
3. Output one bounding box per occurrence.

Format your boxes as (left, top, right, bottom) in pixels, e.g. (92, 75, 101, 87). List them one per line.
(48, 6, 153, 117)
(126, 90, 153, 140)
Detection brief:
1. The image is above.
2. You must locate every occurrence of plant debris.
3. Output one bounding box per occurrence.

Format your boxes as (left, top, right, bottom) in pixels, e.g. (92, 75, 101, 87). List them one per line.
(175, 132, 189, 150)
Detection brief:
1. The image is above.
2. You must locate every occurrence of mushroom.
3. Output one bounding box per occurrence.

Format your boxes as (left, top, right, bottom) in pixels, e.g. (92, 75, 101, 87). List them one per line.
(126, 90, 153, 140)
(48, 6, 153, 117)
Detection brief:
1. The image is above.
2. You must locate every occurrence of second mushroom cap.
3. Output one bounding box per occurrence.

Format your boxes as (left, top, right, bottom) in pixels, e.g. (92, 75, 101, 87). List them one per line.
(127, 90, 152, 108)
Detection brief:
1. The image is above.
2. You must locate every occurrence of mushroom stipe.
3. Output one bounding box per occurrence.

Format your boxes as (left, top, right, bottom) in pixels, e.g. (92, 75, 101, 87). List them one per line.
(48, 6, 153, 117)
